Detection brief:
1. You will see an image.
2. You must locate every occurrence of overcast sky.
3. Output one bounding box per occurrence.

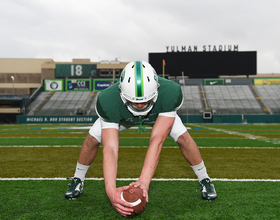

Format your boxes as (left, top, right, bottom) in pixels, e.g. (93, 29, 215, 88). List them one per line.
(0, 0, 280, 74)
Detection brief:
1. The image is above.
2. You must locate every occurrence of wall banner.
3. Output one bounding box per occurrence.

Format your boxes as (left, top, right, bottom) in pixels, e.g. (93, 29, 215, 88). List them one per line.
(44, 79, 64, 91)
(93, 79, 119, 91)
(204, 79, 225, 86)
(65, 79, 92, 91)
(254, 78, 280, 85)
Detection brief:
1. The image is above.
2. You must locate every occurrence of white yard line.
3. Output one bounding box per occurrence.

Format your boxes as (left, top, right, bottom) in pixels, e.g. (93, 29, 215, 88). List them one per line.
(1, 145, 280, 149)
(192, 124, 280, 145)
(192, 124, 265, 140)
(0, 177, 280, 182)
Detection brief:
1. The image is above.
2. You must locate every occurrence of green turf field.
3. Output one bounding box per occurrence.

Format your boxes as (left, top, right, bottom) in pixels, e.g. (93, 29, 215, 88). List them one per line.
(0, 123, 280, 219)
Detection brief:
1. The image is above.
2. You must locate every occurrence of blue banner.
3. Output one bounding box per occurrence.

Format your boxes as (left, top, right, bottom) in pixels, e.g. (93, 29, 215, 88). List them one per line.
(65, 79, 92, 91)
(94, 79, 118, 91)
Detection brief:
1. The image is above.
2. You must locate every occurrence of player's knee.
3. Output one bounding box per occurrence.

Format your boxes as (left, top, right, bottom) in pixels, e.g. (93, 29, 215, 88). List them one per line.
(84, 134, 100, 149)
(177, 131, 191, 145)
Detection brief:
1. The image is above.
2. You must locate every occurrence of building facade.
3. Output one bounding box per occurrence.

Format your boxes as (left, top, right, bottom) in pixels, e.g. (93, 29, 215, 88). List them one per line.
(0, 58, 127, 95)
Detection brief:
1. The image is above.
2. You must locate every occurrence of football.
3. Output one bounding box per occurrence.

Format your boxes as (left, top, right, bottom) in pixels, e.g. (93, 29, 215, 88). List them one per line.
(121, 186, 146, 216)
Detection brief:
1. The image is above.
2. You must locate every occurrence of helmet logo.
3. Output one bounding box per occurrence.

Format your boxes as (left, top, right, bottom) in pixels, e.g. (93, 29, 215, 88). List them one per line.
(120, 70, 125, 82)
(153, 69, 158, 83)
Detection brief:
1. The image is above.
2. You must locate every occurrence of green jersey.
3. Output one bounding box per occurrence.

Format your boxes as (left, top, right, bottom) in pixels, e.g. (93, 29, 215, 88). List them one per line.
(96, 77, 183, 125)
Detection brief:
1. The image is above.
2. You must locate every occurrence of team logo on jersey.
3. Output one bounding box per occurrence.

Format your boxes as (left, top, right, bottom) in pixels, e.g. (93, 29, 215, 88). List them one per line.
(126, 118, 133, 122)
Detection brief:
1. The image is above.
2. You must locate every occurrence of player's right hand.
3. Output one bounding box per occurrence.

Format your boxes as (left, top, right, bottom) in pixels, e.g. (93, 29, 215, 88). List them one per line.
(107, 185, 134, 216)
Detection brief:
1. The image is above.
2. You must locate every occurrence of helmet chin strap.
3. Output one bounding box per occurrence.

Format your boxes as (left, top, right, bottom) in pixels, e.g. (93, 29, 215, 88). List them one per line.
(137, 116, 147, 134)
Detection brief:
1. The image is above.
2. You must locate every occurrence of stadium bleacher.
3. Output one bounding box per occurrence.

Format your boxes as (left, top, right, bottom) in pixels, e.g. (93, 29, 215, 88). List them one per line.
(204, 85, 264, 115)
(85, 92, 100, 115)
(25, 92, 49, 115)
(178, 86, 203, 115)
(23, 83, 280, 117)
(255, 85, 280, 114)
(26, 91, 94, 115)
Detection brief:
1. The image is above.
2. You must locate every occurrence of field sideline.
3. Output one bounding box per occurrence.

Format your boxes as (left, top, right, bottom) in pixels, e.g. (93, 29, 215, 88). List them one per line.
(0, 123, 280, 219)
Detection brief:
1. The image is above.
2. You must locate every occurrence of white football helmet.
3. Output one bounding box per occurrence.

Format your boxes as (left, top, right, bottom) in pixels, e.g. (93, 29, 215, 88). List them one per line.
(119, 61, 160, 116)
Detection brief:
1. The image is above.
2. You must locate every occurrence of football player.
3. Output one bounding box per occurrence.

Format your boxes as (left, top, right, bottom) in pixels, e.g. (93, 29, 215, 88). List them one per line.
(65, 61, 217, 216)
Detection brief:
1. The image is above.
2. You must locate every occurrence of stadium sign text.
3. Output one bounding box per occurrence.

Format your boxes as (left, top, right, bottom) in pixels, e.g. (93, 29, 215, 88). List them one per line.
(17, 115, 99, 124)
(166, 45, 238, 52)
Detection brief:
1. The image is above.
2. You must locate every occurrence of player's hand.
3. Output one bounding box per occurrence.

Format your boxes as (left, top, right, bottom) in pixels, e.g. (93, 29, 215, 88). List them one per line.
(129, 181, 149, 203)
(108, 185, 134, 216)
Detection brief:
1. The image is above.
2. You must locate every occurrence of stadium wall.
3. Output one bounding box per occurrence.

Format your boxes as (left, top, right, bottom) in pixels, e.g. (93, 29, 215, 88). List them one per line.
(180, 114, 280, 123)
(16, 115, 280, 124)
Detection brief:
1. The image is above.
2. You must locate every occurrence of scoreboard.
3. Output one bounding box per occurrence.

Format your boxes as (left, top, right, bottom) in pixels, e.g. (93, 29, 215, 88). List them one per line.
(149, 51, 257, 78)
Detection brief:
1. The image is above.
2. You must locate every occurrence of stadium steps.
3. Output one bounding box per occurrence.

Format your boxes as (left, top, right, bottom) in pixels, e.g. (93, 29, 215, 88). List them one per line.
(178, 86, 203, 115)
(28, 92, 54, 115)
(86, 92, 100, 115)
(199, 85, 212, 112)
(25, 92, 47, 115)
(250, 85, 273, 115)
(76, 91, 97, 115)
(254, 85, 280, 115)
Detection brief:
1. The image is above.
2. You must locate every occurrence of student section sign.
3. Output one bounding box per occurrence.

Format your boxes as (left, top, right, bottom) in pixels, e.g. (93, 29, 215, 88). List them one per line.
(17, 115, 99, 124)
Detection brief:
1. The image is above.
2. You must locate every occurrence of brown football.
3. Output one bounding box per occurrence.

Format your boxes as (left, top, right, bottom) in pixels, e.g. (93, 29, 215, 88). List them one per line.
(121, 186, 146, 216)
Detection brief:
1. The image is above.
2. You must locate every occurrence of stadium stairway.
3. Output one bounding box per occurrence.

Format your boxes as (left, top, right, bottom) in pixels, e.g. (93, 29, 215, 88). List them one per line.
(85, 92, 100, 115)
(27, 92, 54, 115)
(199, 85, 212, 113)
(178, 86, 203, 115)
(254, 85, 280, 115)
(250, 85, 273, 115)
(76, 92, 97, 115)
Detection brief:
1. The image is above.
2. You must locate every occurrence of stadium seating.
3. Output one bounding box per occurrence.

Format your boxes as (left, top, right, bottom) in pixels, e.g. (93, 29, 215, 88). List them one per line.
(26, 92, 94, 115)
(255, 85, 280, 114)
(204, 85, 264, 115)
(85, 92, 100, 115)
(25, 84, 280, 116)
(178, 86, 203, 115)
(26, 92, 49, 115)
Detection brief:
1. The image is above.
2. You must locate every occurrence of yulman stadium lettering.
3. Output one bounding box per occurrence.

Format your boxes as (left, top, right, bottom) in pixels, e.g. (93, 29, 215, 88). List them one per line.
(166, 45, 239, 52)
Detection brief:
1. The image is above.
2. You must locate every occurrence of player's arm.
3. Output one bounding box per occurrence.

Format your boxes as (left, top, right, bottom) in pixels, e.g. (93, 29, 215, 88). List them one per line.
(102, 127, 119, 197)
(101, 123, 134, 216)
(131, 114, 175, 201)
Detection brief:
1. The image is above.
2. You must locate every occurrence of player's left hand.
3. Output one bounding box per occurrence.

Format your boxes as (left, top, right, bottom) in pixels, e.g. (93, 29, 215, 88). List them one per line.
(129, 181, 149, 203)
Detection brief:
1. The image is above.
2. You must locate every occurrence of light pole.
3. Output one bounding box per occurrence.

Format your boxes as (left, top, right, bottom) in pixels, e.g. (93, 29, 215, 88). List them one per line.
(11, 76, 14, 94)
